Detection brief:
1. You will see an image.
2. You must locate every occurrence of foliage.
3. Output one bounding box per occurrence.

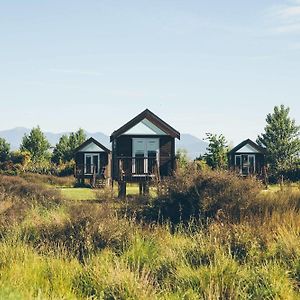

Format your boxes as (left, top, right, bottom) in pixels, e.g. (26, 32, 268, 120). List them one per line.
(1, 174, 300, 299)
(175, 148, 189, 169)
(52, 129, 86, 164)
(20, 126, 51, 163)
(203, 133, 228, 169)
(0, 138, 10, 163)
(0, 151, 32, 175)
(257, 104, 300, 178)
(10, 150, 31, 166)
(142, 167, 261, 224)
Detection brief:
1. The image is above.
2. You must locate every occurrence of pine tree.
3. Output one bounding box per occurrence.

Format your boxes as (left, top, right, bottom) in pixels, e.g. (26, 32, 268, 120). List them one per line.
(257, 105, 300, 175)
(52, 129, 87, 164)
(20, 126, 50, 162)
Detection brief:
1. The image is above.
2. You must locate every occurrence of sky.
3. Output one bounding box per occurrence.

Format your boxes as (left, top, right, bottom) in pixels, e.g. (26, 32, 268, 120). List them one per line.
(0, 0, 300, 144)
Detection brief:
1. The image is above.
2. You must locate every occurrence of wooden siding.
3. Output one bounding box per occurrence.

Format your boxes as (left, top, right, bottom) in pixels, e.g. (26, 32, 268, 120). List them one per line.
(159, 136, 174, 176)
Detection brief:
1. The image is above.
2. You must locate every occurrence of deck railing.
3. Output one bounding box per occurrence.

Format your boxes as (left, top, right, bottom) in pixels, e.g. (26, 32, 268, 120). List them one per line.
(75, 164, 106, 178)
(115, 157, 160, 181)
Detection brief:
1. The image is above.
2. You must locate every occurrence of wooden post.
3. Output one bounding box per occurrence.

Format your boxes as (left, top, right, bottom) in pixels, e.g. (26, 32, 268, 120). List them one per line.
(280, 175, 284, 190)
(143, 182, 150, 196)
(139, 182, 143, 195)
(81, 165, 85, 186)
(263, 166, 268, 189)
(118, 182, 126, 199)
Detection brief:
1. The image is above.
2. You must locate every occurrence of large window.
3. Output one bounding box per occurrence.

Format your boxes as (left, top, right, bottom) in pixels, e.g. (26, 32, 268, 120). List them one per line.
(132, 138, 159, 175)
(84, 153, 100, 175)
(235, 154, 255, 175)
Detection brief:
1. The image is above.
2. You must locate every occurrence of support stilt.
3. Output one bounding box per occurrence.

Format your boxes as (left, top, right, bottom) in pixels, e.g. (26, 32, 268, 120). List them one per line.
(118, 181, 127, 199)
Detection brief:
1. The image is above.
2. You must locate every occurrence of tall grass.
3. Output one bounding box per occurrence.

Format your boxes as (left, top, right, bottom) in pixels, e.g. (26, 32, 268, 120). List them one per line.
(0, 173, 300, 299)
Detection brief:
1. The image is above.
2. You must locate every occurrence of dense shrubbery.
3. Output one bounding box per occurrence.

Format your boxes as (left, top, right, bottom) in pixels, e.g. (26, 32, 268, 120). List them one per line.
(0, 128, 81, 178)
(127, 166, 262, 224)
(1, 173, 300, 298)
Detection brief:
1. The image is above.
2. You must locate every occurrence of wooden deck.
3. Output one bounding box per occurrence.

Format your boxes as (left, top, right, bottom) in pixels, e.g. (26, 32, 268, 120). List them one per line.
(115, 156, 161, 182)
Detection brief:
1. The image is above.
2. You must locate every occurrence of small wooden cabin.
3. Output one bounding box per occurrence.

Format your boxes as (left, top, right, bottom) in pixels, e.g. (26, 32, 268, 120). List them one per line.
(110, 109, 180, 193)
(228, 139, 266, 177)
(74, 137, 111, 187)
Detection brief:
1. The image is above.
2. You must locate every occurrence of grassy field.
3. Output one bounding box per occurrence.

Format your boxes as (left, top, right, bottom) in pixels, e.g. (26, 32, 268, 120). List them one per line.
(0, 171, 300, 299)
(60, 183, 299, 201)
(60, 187, 98, 200)
(60, 184, 156, 200)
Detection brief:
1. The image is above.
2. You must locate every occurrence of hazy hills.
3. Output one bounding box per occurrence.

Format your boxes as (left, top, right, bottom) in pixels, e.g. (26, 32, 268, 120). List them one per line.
(0, 128, 207, 159)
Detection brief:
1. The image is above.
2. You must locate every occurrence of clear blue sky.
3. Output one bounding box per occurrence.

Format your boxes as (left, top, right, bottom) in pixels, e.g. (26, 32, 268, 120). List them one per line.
(1, 0, 300, 144)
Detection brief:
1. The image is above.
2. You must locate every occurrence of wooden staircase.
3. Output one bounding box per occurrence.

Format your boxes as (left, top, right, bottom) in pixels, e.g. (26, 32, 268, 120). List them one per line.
(91, 166, 107, 189)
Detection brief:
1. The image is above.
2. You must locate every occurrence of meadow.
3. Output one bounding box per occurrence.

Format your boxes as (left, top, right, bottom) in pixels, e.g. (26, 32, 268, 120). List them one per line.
(0, 170, 300, 299)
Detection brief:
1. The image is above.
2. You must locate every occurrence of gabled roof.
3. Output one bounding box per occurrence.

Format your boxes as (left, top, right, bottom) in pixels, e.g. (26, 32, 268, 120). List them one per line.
(228, 139, 266, 154)
(110, 109, 180, 141)
(74, 137, 111, 153)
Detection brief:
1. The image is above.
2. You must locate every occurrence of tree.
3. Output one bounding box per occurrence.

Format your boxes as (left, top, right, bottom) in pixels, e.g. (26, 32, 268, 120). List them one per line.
(176, 148, 189, 169)
(0, 138, 10, 162)
(68, 128, 86, 152)
(52, 134, 70, 164)
(20, 126, 51, 162)
(257, 105, 300, 175)
(52, 129, 87, 164)
(203, 133, 228, 169)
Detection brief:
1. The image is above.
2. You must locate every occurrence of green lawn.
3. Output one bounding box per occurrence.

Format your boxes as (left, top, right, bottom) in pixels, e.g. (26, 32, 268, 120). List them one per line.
(60, 187, 98, 201)
(261, 182, 300, 193)
(59, 183, 157, 201)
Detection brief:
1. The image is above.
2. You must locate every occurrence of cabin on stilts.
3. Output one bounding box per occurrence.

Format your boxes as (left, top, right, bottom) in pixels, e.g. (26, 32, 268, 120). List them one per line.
(74, 137, 111, 188)
(110, 109, 180, 197)
(228, 139, 266, 178)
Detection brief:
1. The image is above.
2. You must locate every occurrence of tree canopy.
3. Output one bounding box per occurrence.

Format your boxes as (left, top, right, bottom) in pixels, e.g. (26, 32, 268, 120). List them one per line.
(257, 104, 300, 175)
(20, 126, 50, 162)
(52, 129, 87, 164)
(0, 138, 10, 163)
(203, 133, 228, 170)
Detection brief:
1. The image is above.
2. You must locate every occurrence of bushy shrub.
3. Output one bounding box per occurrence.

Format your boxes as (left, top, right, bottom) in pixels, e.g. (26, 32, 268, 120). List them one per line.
(138, 168, 261, 224)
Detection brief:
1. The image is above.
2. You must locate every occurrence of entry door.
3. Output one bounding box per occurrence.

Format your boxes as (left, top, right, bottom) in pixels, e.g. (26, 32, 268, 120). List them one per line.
(132, 138, 159, 174)
(85, 154, 100, 174)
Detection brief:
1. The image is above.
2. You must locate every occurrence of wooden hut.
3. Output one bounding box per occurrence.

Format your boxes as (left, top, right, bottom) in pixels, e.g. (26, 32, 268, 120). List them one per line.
(74, 137, 111, 187)
(110, 109, 180, 196)
(228, 139, 266, 177)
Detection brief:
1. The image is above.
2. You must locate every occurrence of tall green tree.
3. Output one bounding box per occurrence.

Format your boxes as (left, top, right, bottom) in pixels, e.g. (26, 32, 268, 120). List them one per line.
(51, 134, 70, 164)
(0, 138, 10, 163)
(52, 129, 87, 164)
(204, 133, 228, 169)
(257, 104, 300, 175)
(68, 128, 86, 151)
(20, 126, 51, 162)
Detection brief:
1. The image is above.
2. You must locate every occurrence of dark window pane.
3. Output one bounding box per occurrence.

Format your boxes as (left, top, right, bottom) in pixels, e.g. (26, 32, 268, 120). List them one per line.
(242, 155, 249, 175)
(249, 156, 255, 173)
(86, 156, 92, 174)
(93, 155, 98, 174)
(135, 153, 145, 174)
(148, 151, 157, 173)
(235, 156, 241, 173)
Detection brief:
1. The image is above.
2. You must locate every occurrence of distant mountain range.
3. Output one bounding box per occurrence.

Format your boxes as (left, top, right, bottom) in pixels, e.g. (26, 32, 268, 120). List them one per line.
(0, 127, 207, 159)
